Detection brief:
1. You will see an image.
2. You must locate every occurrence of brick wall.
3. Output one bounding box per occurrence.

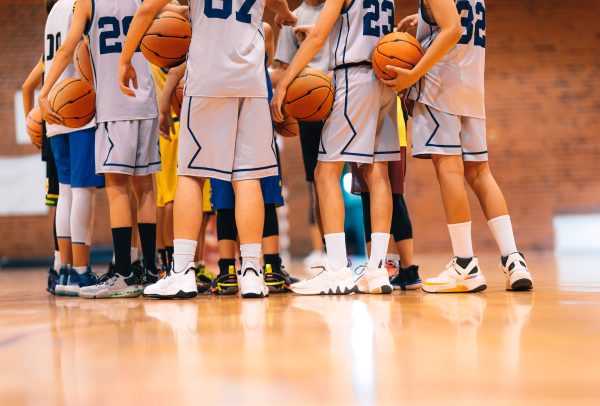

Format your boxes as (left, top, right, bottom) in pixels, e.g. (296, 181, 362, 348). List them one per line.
(1, 0, 599, 260)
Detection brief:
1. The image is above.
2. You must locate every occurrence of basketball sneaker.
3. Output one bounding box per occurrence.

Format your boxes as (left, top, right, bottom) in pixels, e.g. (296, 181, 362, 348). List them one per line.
(385, 259, 399, 277)
(62, 267, 99, 296)
(143, 262, 198, 299)
(390, 265, 423, 290)
(195, 264, 215, 293)
(46, 267, 59, 295)
(55, 265, 71, 296)
(291, 265, 358, 295)
(423, 257, 487, 293)
(142, 267, 159, 287)
(355, 263, 393, 294)
(209, 265, 239, 295)
(237, 266, 269, 299)
(79, 267, 143, 299)
(501, 252, 533, 291)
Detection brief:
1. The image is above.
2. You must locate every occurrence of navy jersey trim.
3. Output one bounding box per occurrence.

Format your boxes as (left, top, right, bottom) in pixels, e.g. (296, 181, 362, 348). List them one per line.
(424, 105, 461, 148)
(341, 0, 357, 14)
(420, 0, 437, 26)
(84, 0, 95, 35)
(102, 122, 161, 169)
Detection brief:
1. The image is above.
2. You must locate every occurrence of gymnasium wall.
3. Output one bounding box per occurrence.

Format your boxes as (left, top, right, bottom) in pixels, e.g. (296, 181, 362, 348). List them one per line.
(0, 0, 598, 260)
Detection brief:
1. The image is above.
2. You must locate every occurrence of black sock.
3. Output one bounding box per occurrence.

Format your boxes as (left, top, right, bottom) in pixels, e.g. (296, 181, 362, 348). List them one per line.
(53, 210, 59, 251)
(112, 227, 132, 276)
(138, 223, 157, 271)
(165, 246, 174, 267)
(218, 258, 236, 275)
(264, 254, 282, 272)
(158, 249, 168, 267)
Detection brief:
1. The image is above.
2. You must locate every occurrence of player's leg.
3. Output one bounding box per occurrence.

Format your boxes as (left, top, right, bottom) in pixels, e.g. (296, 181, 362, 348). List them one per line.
(163, 202, 174, 268)
(212, 207, 240, 295)
(131, 174, 158, 285)
(411, 102, 486, 293)
(194, 180, 216, 292)
(49, 134, 73, 295)
(64, 127, 105, 296)
(462, 119, 533, 291)
(156, 206, 167, 274)
(45, 151, 60, 295)
(389, 194, 422, 290)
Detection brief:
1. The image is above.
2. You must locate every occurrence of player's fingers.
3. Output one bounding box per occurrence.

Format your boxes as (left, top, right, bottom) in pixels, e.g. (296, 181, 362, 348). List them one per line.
(160, 132, 171, 141)
(380, 78, 397, 88)
(120, 84, 136, 97)
(132, 72, 139, 90)
(386, 65, 406, 74)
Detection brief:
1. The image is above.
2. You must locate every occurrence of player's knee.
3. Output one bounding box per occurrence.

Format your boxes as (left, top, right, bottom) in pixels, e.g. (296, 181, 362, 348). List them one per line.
(263, 204, 279, 238)
(315, 162, 342, 186)
(464, 161, 491, 186)
(216, 209, 237, 241)
(433, 155, 464, 180)
(105, 173, 129, 187)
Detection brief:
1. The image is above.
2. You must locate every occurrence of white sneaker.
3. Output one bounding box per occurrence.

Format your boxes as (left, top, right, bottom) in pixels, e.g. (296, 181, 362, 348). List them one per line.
(501, 252, 533, 291)
(422, 257, 487, 293)
(355, 265, 393, 294)
(291, 266, 357, 295)
(143, 262, 197, 299)
(79, 271, 143, 299)
(237, 267, 269, 299)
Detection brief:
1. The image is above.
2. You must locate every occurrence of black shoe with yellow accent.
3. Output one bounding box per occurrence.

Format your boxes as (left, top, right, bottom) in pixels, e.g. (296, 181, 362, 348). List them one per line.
(209, 265, 239, 295)
(195, 264, 215, 293)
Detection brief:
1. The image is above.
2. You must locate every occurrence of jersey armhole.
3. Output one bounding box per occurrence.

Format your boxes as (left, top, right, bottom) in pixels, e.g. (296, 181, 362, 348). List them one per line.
(84, 0, 95, 35)
(341, 0, 356, 15)
(420, 0, 437, 27)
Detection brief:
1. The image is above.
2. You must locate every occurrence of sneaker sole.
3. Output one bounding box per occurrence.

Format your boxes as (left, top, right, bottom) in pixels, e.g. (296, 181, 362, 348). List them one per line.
(509, 278, 533, 291)
(143, 290, 198, 299)
(241, 292, 268, 299)
(423, 283, 487, 293)
(80, 289, 144, 299)
(292, 286, 357, 296)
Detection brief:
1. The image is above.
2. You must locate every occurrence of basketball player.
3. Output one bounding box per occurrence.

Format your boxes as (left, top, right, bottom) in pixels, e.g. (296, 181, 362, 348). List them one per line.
(383, 0, 533, 292)
(119, 0, 296, 299)
(271, 0, 329, 270)
(32, 0, 106, 297)
(272, 0, 400, 295)
(38, 0, 168, 298)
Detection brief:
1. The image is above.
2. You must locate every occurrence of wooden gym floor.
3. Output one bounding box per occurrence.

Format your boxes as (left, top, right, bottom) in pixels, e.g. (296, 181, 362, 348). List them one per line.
(0, 253, 599, 405)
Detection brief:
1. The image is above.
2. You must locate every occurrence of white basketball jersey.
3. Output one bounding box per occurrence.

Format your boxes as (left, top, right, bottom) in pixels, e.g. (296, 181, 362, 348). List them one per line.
(44, 0, 95, 137)
(329, 0, 395, 70)
(86, 0, 157, 123)
(185, 0, 268, 98)
(409, 0, 486, 119)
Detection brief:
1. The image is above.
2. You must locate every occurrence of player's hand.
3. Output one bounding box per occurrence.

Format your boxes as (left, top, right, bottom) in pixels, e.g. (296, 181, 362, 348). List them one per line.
(396, 14, 418, 36)
(270, 84, 287, 123)
(38, 96, 63, 125)
(118, 59, 138, 97)
(380, 66, 419, 91)
(294, 25, 313, 43)
(274, 11, 297, 28)
(158, 112, 174, 141)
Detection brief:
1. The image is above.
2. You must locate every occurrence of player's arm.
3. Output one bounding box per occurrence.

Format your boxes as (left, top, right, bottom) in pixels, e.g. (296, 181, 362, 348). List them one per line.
(38, 0, 91, 125)
(162, 3, 189, 19)
(119, 0, 171, 97)
(266, 0, 297, 27)
(22, 56, 44, 117)
(397, 14, 418, 36)
(270, 0, 344, 122)
(382, 0, 462, 91)
(158, 63, 186, 139)
(263, 22, 275, 67)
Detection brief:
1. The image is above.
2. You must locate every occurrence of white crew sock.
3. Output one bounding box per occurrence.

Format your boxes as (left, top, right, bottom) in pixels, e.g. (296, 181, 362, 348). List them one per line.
(53, 250, 61, 270)
(448, 221, 474, 258)
(131, 247, 139, 262)
(488, 215, 518, 256)
(73, 266, 88, 275)
(240, 243, 261, 271)
(173, 239, 197, 273)
(324, 233, 347, 271)
(368, 233, 390, 269)
(56, 183, 72, 239)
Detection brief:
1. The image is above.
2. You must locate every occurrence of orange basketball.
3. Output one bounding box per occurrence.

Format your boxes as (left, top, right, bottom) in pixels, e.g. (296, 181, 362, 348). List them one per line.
(141, 11, 191, 68)
(74, 38, 94, 85)
(26, 106, 43, 147)
(49, 78, 95, 128)
(284, 68, 334, 122)
(372, 32, 424, 80)
(170, 79, 184, 117)
(274, 110, 299, 138)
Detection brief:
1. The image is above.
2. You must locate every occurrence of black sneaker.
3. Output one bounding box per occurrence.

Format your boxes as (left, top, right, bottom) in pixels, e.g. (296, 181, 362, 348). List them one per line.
(264, 264, 294, 293)
(209, 265, 239, 295)
(142, 267, 159, 287)
(195, 264, 215, 294)
(390, 265, 422, 290)
(46, 267, 59, 295)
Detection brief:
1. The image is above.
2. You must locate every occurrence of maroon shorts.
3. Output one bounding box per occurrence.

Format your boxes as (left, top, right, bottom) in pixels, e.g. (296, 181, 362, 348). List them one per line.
(351, 147, 406, 195)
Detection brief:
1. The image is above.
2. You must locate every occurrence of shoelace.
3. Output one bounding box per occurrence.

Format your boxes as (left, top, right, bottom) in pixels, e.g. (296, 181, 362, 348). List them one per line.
(307, 265, 327, 280)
